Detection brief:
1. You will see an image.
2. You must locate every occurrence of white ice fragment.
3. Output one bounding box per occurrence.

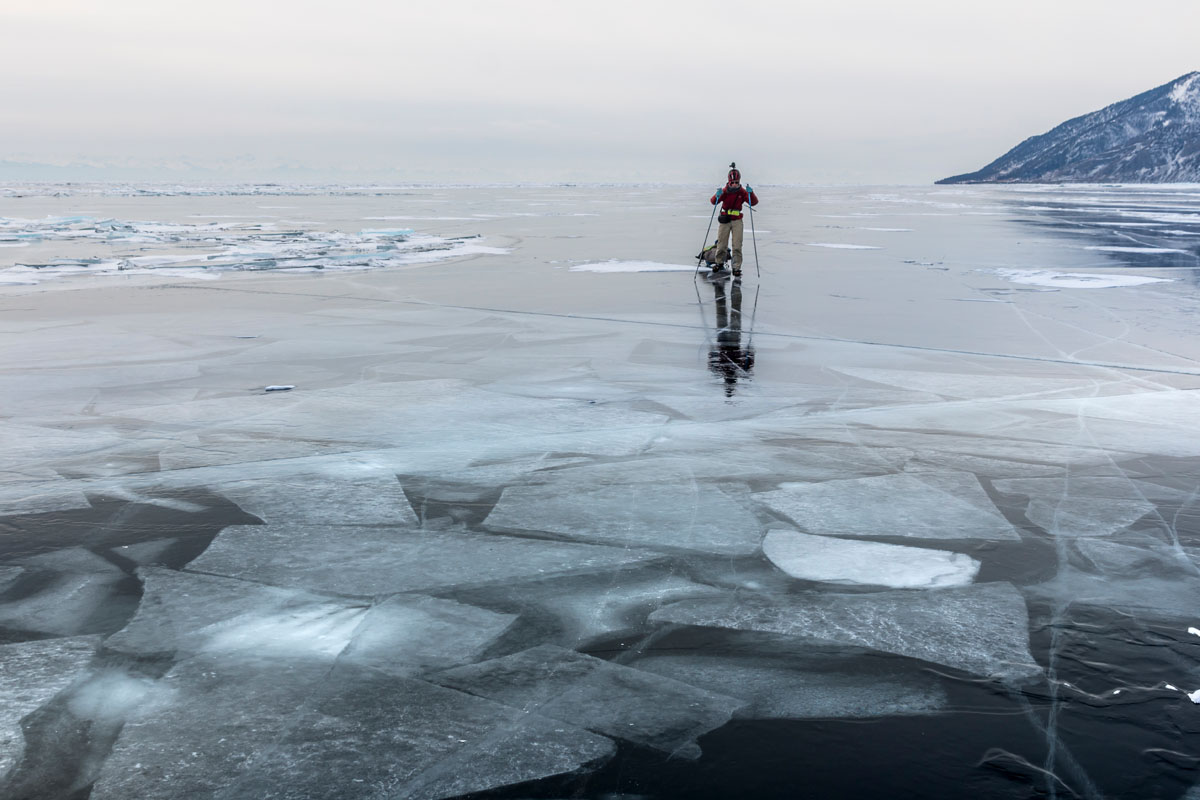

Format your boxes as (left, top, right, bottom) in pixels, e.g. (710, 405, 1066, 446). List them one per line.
(1190, 690, 1200, 704)
(264, 385, 294, 392)
(1189, 627, 1200, 638)
(762, 530, 980, 588)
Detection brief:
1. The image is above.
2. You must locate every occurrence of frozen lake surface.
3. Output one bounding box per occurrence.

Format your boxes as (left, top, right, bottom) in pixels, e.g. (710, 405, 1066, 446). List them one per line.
(3, 183, 1200, 798)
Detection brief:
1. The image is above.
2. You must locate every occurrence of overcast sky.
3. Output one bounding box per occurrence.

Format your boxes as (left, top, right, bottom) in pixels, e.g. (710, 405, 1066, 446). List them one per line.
(2, 0, 1197, 184)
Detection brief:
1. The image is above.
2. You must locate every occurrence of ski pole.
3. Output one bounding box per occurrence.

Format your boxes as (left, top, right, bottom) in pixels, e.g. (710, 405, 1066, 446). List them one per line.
(747, 186, 761, 279)
(695, 194, 720, 281)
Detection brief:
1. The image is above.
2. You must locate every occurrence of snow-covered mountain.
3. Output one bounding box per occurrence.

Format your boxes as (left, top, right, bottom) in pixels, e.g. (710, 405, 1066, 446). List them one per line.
(938, 72, 1200, 184)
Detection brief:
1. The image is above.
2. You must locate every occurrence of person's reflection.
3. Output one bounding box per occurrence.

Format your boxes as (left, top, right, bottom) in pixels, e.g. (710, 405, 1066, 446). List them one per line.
(707, 276, 755, 396)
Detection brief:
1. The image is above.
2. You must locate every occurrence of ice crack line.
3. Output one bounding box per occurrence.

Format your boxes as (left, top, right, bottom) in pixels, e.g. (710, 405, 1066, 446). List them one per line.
(166, 283, 1200, 379)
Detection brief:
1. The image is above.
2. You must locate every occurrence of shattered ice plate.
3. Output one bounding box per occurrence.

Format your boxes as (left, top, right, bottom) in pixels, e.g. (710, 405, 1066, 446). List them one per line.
(432, 644, 744, 758)
(0, 637, 99, 777)
(756, 471, 1020, 541)
(485, 480, 763, 555)
(650, 582, 1040, 681)
(761, 529, 980, 588)
(187, 524, 663, 596)
(91, 657, 614, 800)
(215, 473, 419, 527)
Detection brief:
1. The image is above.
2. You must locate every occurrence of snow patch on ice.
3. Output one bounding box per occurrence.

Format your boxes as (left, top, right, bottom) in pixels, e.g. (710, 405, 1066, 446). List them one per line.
(989, 268, 1170, 289)
(805, 242, 882, 250)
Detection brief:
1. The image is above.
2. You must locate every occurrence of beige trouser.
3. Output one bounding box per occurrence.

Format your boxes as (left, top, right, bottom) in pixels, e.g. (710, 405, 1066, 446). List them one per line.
(715, 217, 745, 269)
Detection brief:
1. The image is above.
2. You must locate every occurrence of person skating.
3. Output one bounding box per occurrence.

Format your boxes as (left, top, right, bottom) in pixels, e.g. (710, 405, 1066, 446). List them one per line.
(709, 163, 759, 277)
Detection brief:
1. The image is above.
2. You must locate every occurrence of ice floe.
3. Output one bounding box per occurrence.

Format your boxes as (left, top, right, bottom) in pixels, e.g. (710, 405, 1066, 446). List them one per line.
(215, 473, 419, 527)
(625, 635, 948, 720)
(0, 549, 129, 637)
(485, 480, 763, 555)
(650, 582, 1040, 680)
(0, 636, 99, 778)
(449, 566, 724, 648)
(756, 471, 1020, 541)
(187, 524, 663, 596)
(91, 656, 614, 800)
(992, 476, 1166, 537)
(432, 644, 743, 758)
(761, 529, 980, 588)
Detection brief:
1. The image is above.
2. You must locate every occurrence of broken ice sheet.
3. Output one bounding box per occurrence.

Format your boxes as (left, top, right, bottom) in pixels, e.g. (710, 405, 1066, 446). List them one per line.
(338, 594, 517, 676)
(0, 549, 130, 637)
(105, 567, 368, 660)
(187, 524, 662, 596)
(447, 566, 725, 649)
(432, 644, 744, 757)
(625, 647, 947, 720)
(762, 529, 980, 588)
(485, 480, 763, 555)
(214, 472, 419, 527)
(992, 476, 1172, 538)
(650, 582, 1040, 681)
(0, 484, 91, 517)
(1025, 566, 1200, 621)
(757, 471, 1019, 541)
(0, 636, 99, 778)
(91, 658, 613, 800)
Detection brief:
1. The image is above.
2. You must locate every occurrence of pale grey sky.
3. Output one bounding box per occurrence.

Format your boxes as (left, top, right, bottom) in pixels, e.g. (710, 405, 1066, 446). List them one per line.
(2, 0, 1197, 183)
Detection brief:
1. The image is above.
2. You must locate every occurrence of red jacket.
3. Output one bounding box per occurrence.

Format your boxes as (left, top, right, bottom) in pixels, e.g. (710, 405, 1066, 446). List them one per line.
(710, 185, 758, 219)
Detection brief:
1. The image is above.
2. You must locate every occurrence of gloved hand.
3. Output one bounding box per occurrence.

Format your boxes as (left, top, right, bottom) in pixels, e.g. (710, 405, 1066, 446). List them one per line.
(745, 185, 753, 193)
(715, 188, 724, 200)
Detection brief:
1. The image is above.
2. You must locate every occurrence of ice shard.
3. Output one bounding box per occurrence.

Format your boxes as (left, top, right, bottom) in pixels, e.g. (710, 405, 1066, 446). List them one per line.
(650, 583, 1040, 680)
(188, 524, 662, 596)
(338, 594, 517, 676)
(0, 549, 129, 637)
(625, 650, 948, 720)
(91, 658, 613, 800)
(215, 473, 419, 527)
(449, 566, 725, 648)
(485, 482, 763, 555)
(105, 567, 368, 659)
(761, 529, 980, 588)
(993, 476, 1168, 537)
(0, 636, 98, 778)
(432, 644, 744, 757)
(756, 471, 1020, 541)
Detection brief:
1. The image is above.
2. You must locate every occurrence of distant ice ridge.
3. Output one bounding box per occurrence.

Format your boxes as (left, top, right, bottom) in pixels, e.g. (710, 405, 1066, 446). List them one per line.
(0, 215, 505, 282)
(989, 269, 1171, 289)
